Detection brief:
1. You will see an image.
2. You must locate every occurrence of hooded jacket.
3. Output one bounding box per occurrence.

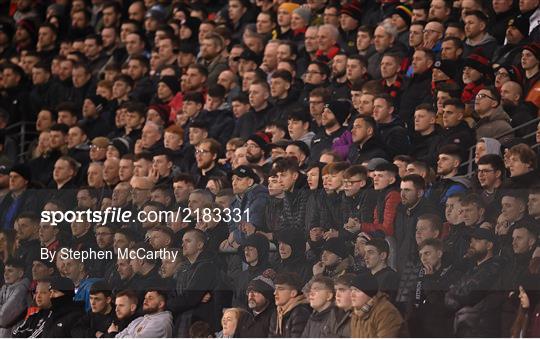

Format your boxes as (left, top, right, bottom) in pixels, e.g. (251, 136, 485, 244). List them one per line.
(116, 311, 173, 338)
(233, 234, 271, 308)
(463, 33, 499, 57)
(0, 278, 30, 337)
(377, 117, 411, 158)
(475, 105, 514, 143)
(40, 294, 86, 337)
(273, 229, 313, 284)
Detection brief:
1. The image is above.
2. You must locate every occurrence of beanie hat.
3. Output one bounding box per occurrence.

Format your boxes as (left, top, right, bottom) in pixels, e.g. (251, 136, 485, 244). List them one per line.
(508, 14, 530, 38)
(159, 76, 180, 95)
(341, 1, 363, 22)
(247, 131, 272, 154)
(390, 5, 412, 26)
(49, 276, 75, 298)
(181, 16, 201, 37)
(247, 271, 275, 302)
(17, 19, 37, 40)
(322, 238, 349, 259)
(351, 272, 379, 297)
(433, 59, 459, 81)
(496, 64, 524, 84)
(86, 94, 107, 113)
(10, 163, 31, 182)
(325, 100, 351, 126)
(464, 52, 492, 78)
(148, 104, 171, 124)
(523, 42, 540, 61)
(110, 137, 130, 157)
(279, 2, 300, 14)
(293, 7, 312, 24)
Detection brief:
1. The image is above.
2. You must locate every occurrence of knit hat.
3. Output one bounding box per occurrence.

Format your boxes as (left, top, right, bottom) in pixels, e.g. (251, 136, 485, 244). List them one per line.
(148, 104, 171, 123)
(247, 271, 275, 302)
(279, 2, 300, 14)
(523, 42, 540, 61)
(110, 137, 130, 157)
(17, 19, 37, 40)
(480, 137, 502, 156)
(496, 64, 524, 84)
(350, 272, 379, 297)
(341, 0, 363, 22)
(433, 59, 459, 81)
(325, 100, 351, 126)
(10, 163, 31, 182)
(159, 76, 180, 95)
(181, 16, 201, 37)
(322, 238, 349, 259)
(508, 14, 530, 38)
(247, 132, 272, 154)
(464, 52, 492, 78)
(293, 7, 311, 24)
(86, 94, 107, 113)
(49, 276, 75, 298)
(390, 5, 412, 26)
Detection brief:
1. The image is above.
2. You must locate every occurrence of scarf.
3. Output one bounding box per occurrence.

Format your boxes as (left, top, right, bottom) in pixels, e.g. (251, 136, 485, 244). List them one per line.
(275, 294, 307, 335)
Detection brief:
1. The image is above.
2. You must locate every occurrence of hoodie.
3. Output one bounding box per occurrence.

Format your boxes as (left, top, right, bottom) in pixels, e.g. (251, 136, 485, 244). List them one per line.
(480, 137, 502, 156)
(463, 33, 499, 57)
(475, 105, 514, 144)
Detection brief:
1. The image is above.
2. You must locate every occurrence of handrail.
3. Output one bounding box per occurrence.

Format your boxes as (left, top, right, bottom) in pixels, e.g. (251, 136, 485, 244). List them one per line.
(461, 116, 540, 174)
(2, 121, 37, 161)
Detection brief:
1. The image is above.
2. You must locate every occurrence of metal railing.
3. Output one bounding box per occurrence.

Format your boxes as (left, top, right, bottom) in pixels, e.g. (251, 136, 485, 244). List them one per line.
(3, 121, 37, 161)
(461, 116, 540, 175)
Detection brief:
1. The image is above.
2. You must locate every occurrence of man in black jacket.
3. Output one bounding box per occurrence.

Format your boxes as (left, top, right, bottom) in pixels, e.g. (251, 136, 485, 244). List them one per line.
(310, 100, 349, 163)
(102, 290, 138, 337)
(13, 212, 41, 278)
(301, 276, 337, 337)
(348, 115, 389, 164)
(445, 228, 504, 337)
(411, 104, 443, 167)
(269, 272, 311, 337)
(372, 94, 410, 158)
(169, 229, 221, 337)
(439, 98, 475, 151)
(71, 281, 115, 337)
(40, 276, 86, 337)
(245, 273, 276, 338)
(12, 279, 52, 338)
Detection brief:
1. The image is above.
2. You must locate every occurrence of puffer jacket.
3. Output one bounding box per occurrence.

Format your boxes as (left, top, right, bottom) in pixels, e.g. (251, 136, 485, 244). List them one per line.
(269, 295, 311, 338)
(445, 256, 504, 337)
(300, 305, 335, 338)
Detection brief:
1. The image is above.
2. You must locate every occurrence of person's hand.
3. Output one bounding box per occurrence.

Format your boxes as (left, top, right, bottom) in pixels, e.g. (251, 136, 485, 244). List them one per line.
(148, 167, 159, 183)
(323, 229, 339, 240)
(107, 323, 118, 333)
(344, 218, 361, 234)
(218, 158, 227, 165)
(495, 219, 510, 235)
(96, 331, 103, 337)
(313, 261, 324, 276)
(422, 36, 437, 49)
(241, 222, 256, 235)
(519, 286, 530, 309)
(423, 264, 434, 275)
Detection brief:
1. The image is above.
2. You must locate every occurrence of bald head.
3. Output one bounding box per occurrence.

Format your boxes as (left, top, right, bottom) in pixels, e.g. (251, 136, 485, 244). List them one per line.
(500, 81, 523, 106)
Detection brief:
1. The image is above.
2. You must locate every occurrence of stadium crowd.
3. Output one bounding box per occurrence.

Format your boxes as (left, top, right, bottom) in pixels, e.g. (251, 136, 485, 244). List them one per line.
(0, 0, 539, 337)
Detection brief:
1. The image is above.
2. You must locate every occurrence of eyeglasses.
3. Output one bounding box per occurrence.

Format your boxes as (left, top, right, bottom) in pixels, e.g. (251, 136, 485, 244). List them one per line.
(476, 93, 496, 101)
(245, 143, 260, 149)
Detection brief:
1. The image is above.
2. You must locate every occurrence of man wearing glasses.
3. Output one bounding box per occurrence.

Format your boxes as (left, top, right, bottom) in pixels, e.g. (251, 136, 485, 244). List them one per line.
(474, 87, 514, 143)
(193, 138, 226, 188)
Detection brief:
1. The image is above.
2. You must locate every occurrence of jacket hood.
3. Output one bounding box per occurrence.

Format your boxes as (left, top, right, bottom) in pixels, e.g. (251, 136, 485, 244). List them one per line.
(276, 228, 305, 261)
(480, 137, 502, 156)
(242, 233, 270, 266)
(466, 33, 497, 47)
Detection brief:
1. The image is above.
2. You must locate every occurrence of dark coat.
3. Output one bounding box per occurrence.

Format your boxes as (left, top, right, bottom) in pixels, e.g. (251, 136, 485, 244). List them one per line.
(438, 121, 475, 151)
(301, 305, 335, 338)
(199, 108, 235, 146)
(269, 300, 311, 337)
(378, 118, 411, 158)
(324, 308, 351, 338)
(245, 304, 275, 338)
(310, 127, 347, 164)
(70, 310, 115, 337)
(169, 250, 221, 337)
(445, 256, 504, 337)
(374, 267, 400, 302)
(399, 71, 433, 128)
(411, 126, 444, 167)
(347, 137, 390, 164)
(233, 104, 276, 138)
(41, 295, 86, 338)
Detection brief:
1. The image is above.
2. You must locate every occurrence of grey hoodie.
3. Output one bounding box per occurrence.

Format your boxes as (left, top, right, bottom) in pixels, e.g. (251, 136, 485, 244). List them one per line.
(115, 310, 173, 338)
(480, 137, 502, 156)
(0, 278, 31, 338)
